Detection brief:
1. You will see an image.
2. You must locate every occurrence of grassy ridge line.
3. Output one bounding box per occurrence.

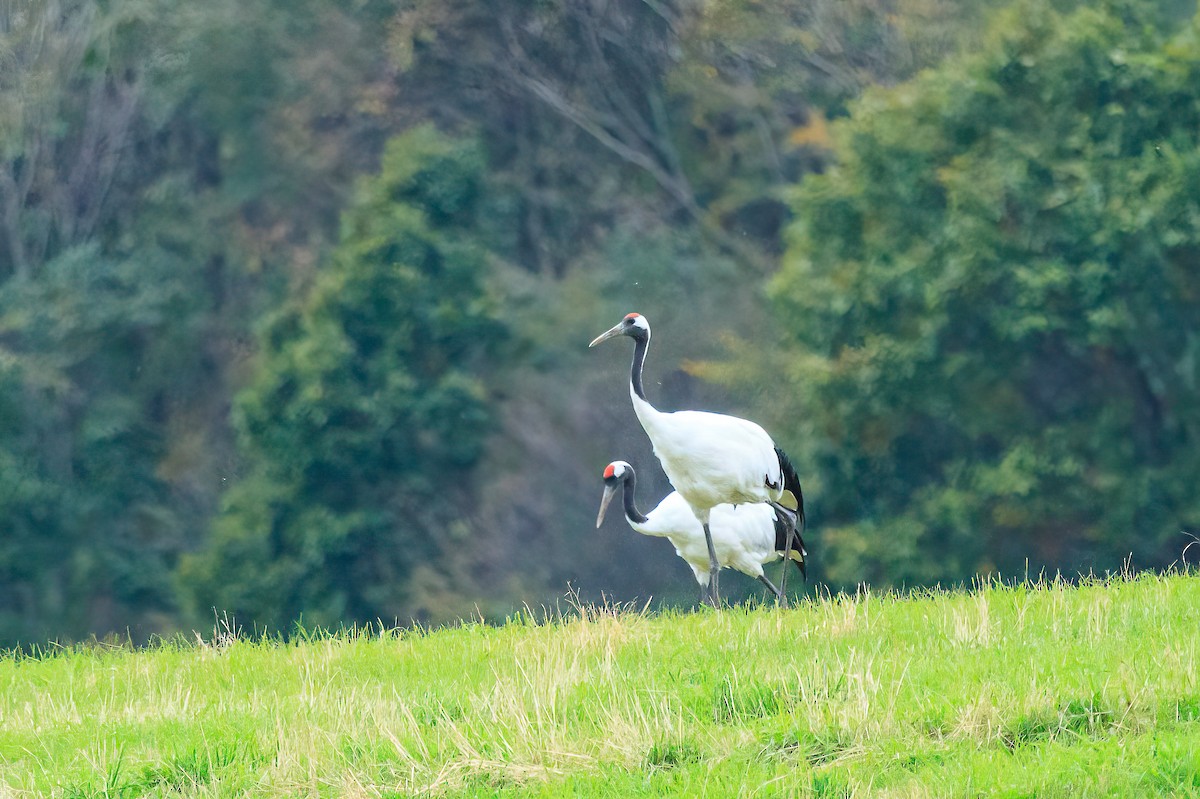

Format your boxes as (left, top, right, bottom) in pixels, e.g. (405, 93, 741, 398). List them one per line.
(0, 574, 1197, 798)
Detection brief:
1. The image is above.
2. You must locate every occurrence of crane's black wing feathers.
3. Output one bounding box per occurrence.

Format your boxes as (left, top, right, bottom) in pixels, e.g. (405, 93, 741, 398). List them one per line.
(774, 446, 806, 527)
(773, 446, 808, 580)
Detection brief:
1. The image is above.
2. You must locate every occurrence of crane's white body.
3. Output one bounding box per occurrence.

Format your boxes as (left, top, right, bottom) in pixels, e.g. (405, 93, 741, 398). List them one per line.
(629, 492, 794, 588)
(630, 387, 785, 517)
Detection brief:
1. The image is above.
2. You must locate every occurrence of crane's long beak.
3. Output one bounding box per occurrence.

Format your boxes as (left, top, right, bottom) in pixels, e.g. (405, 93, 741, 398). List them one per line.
(596, 483, 619, 528)
(589, 323, 624, 348)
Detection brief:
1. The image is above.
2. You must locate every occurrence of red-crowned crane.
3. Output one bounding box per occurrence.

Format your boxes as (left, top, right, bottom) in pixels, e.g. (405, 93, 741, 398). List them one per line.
(590, 312, 806, 606)
(596, 460, 806, 602)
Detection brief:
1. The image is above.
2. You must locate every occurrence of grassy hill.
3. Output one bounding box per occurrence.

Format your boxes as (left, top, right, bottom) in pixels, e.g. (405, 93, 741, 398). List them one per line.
(2, 572, 1199, 798)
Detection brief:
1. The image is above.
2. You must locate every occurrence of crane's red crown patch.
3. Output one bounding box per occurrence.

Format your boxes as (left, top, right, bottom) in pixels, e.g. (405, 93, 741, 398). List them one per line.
(624, 312, 641, 320)
(604, 464, 616, 479)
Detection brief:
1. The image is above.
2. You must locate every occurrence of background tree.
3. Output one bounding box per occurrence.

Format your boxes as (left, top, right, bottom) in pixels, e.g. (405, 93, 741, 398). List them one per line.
(0, 0, 397, 644)
(179, 127, 507, 630)
(0, 0, 224, 643)
(753, 0, 1200, 587)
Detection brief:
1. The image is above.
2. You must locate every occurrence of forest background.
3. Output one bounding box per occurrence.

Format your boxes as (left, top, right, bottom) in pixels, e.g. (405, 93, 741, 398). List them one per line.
(2, 0, 1199, 646)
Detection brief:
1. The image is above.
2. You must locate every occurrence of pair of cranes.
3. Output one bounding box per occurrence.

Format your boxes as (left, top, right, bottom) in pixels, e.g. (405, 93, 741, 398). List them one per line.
(589, 312, 807, 606)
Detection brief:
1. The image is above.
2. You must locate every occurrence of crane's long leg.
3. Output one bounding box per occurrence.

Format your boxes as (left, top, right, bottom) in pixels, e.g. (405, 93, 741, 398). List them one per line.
(771, 502, 798, 608)
(757, 573, 783, 602)
(701, 519, 721, 607)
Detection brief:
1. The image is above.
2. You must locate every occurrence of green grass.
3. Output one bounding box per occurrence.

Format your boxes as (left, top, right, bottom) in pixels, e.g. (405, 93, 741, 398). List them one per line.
(2, 573, 1199, 797)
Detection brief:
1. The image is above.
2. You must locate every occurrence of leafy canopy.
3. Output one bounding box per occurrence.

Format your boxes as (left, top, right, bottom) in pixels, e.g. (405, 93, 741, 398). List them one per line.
(179, 126, 506, 631)
(769, 1, 1200, 585)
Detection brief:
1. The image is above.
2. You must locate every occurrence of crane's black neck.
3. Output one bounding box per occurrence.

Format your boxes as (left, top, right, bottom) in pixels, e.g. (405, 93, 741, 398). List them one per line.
(629, 330, 649, 402)
(621, 469, 649, 525)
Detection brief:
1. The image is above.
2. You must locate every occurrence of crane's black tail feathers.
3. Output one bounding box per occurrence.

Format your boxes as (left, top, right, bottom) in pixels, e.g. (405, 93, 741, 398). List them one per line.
(773, 446, 808, 580)
(774, 446, 806, 529)
(771, 507, 808, 580)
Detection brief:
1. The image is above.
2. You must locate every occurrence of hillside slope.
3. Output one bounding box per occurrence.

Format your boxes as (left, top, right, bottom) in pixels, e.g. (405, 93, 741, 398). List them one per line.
(2, 573, 1199, 797)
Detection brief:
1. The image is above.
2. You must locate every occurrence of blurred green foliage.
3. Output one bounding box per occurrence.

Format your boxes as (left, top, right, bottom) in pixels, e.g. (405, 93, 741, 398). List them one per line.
(765, 0, 1200, 586)
(178, 127, 506, 629)
(2, 0, 1198, 644)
